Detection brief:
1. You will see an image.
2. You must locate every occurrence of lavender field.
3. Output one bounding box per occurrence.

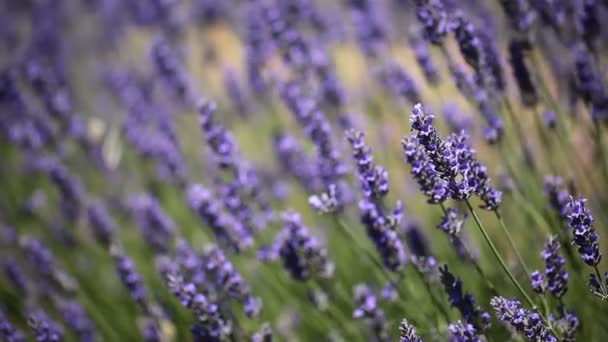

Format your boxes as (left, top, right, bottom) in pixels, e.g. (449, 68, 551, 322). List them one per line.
(2, 0, 608, 341)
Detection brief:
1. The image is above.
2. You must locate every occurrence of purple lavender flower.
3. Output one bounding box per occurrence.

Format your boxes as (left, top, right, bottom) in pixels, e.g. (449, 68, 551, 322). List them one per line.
(437, 207, 467, 236)
(448, 321, 481, 342)
(543, 110, 556, 129)
(491, 296, 556, 341)
(578, 0, 600, 47)
(440, 265, 489, 331)
(0, 311, 25, 342)
(44, 159, 83, 221)
(150, 36, 194, 104)
(28, 309, 63, 342)
(204, 246, 262, 318)
(443, 104, 471, 134)
(498, 0, 536, 33)
(129, 193, 175, 253)
(409, 32, 440, 85)
(162, 269, 232, 340)
(508, 39, 537, 107)
(273, 210, 334, 280)
(187, 184, 253, 251)
(223, 68, 248, 117)
(551, 306, 579, 341)
(310, 48, 346, 109)
(273, 131, 319, 191)
(347, 0, 387, 58)
(86, 201, 116, 247)
(530, 235, 568, 298)
(402, 135, 449, 204)
(413, 0, 449, 45)
(359, 199, 408, 271)
(263, 3, 310, 70)
(251, 322, 272, 342)
(399, 319, 422, 342)
(111, 246, 147, 304)
(573, 44, 608, 121)
(244, 1, 272, 95)
(564, 197, 601, 266)
(60, 300, 95, 342)
(376, 63, 421, 105)
(588, 271, 608, 299)
(3, 256, 27, 293)
(543, 175, 570, 219)
(346, 129, 389, 199)
(197, 100, 237, 169)
(531, 0, 565, 30)
(20, 237, 54, 276)
(352, 284, 389, 342)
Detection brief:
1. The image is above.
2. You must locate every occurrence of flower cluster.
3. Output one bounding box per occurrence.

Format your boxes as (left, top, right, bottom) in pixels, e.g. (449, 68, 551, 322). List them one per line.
(440, 265, 489, 331)
(564, 197, 601, 266)
(491, 296, 556, 341)
(530, 235, 568, 298)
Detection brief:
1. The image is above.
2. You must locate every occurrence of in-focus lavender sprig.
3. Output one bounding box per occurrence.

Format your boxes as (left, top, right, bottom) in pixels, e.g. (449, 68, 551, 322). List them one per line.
(399, 319, 422, 342)
(346, 129, 389, 199)
(530, 235, 568, 298)
(491, 296, 556, 341)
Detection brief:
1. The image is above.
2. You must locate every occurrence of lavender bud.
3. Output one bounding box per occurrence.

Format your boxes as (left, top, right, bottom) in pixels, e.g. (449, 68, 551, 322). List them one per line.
(564, 197, 601, 266)
(0, 311, 26, 342)
(491, 296, 556, 341)
(129, 193, 175, 253)
(440, 265, 489, 331)
(448, 321, 481, 342)
(111, 246, 147, 304)
(28, 309, 63, 342)
(86, 201, 116, 247)
(437, 208, 467, 236)
(352, 284, 389, 341)
(399, 319, 422, 342)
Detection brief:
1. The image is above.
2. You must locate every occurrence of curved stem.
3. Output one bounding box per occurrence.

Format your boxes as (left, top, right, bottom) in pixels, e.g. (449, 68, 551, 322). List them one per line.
(464, 199, 537, 310)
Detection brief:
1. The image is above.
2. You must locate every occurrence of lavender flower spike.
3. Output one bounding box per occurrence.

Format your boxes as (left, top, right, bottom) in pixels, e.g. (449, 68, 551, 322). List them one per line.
(448, 321, 481, 342)
(440, 265, 489, 331)
(28, 309, 63, 342)
(491, 296, 556, 341)
(111, 245, 147, 305)
(530, 235, 568, 298)
(0, 311, 25, 342)
(399, 319, 422, 342)
(346, 129, 389, 199)
(564, 197, 601, 266)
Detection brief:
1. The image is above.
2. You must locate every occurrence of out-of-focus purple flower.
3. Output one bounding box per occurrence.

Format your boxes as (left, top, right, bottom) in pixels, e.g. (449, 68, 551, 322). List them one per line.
(543, 175, 570, 219)
(409, 32, 440, 85)
(346, 129, 389, 199)
(204, 246, 262, 318)
(270, 210, 334, 280)
(310, 48, 346, 109)
(377, 63, 422, 105)
(347, 0, 387, 58)
(508, 39, 537, 107)
(530, 235, 568, 298)
(399, 319, 422, 342)
(263, 3, 310, 70)
(550, 306, 579, 341)
(44, 159, 84, 221)
(28, 309, 63, 342)
(413, 0, 449, 45)
(129, 193, 175, 253)
(162, 268, 232, 340)
(491, 296, 556, 341)
(60, 300, 95, 342)
(198, 100, 238, 169)
(20, 237, 54, 277)
(498, 0, 536, 33)
(273, 131, 319, 191)
(360, 199, 408, 272)
(578, 0, 601, 47)
(443, 104, 471, 134)
(448, 320, 481, 342)
(150, 36, 194, 104)
(543, 110, 556, 129)
(440, 265, 489, 331)
(437, 207, 467, 236)
(573, 44, 608, 121)
(251, 322, 272, 342)
(352, 284, 389, 342)
(3, 256, 27, 294)
(139, 317, 161, 342)
(111, 246, 147, 305)
(244, 0, 272, 95)
(223, 68, 248, 117)
(531, 0, 565, 30)
(87, 201, 116, 247)
(564, 197, 601, 266)
(0, 310, 26, 342)
(187, 184, 252, 251)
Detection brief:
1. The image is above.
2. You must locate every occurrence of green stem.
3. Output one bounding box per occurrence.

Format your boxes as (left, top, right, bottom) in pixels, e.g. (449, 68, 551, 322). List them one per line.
(494, 210, 532, 277)
(593, 265, 608, 298)
(464, 199, 537, 310)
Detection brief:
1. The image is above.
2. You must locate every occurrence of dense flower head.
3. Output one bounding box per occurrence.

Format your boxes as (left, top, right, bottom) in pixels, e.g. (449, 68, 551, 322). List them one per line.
(543, 175, 570, 219)
(273, 210, 334, 280)
(348, 0, 387, 58)
(60, 300, 95, 342)
(551, 306, 579, 341)
(399, 319, 422, 342)
(437, 207, 467, 236)
(564, 197, 601, 266)
(187, 184, 252, 251)
(352, 284, 389, 342)
(448, 320, 481, 342)
(273, 131, 320, 191)
(87, 201, 116, 247)
(359, 199, 408, 271)
(197, 100, 237, 169)
(440, 265, 489, 331)
(530, 235, 568, 298)
(111, 246, 148, 304)
(508, 39, 537, 107)
(491, 296, 556, 341)
(204, 246, 262, 318)
(414, 0, 450, 45)
(28, 309, 63, 342)
(376, 63, 421, 105)
(346, 129, 389, 199)
(129, 193, 175, 253)
(0, 310, 26, 342)
(150, 36, 193, 104)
